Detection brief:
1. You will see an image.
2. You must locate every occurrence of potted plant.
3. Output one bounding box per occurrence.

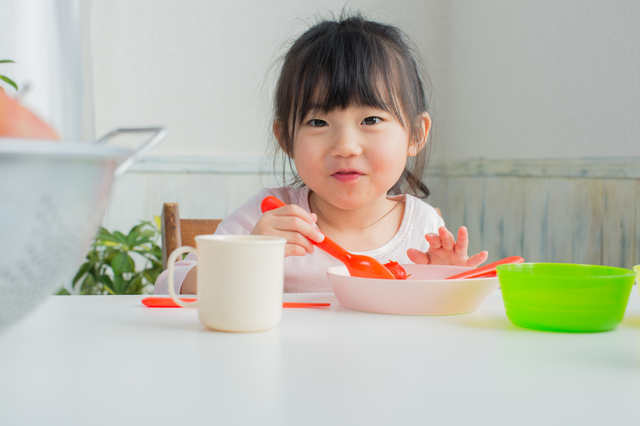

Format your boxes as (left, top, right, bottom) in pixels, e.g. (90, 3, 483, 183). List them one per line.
(60, 218, 163, 295)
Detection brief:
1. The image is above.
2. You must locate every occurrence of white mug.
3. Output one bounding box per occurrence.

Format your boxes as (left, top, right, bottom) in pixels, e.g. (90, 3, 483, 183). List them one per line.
(166, 235, 286, 332)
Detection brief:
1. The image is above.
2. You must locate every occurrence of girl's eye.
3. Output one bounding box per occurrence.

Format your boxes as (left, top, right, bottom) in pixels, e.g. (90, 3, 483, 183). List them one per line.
(308, 119, 328, 127)
(362, 116, 382, 125)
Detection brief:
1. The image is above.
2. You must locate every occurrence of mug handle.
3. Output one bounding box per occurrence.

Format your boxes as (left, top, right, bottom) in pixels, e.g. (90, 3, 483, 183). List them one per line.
(167, 246, 200, 308)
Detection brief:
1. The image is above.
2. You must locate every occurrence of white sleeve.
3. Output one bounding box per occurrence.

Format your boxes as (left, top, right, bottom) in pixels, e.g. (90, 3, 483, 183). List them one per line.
(153, 252, 197, 295)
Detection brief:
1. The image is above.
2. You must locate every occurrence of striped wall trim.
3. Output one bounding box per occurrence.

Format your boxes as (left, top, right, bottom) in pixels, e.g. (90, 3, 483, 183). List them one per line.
(129, 155, 640, 178)
(426, 158, 640, 179)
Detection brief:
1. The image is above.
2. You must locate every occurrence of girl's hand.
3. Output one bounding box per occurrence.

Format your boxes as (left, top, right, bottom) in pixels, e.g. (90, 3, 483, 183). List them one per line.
(252, 204, 325, 257)
(407, 226, 488, 267)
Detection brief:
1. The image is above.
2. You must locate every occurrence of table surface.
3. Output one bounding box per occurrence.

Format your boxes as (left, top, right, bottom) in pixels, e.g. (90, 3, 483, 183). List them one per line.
(1, 288, 639, 426)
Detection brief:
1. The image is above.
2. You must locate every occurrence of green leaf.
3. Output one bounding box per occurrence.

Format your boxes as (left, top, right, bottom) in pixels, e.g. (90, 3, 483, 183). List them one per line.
(85, 250, 100, 263)
(143, 266, 161, 285)
(103, 251, 118, 264)
(123, 275, 143, 294)
(111, 252, 134, 275)
(72, 262, 91, 284)
(111, 231, 128, 246)
(80, 274, 97, 295)
(96, 229, 123, 246)
(127, 231, 142, 247)
(113, 275, 126, 294)
(129, 223, 144, 235)
(132, 248, 153, 256)
(94, 240, 120, 247)
(0, 75, 18, 91)
(0, 60, 16, 64)
(98, 274, 114, 293)
(151, 245, 162, 259)
(97, 226, 112, 236)
(56, 287, 71, 295)
(132, 237, 152, 248)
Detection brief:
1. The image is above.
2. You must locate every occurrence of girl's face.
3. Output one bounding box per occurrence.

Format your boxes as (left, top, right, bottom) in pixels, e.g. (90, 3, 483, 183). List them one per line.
(286, 105, 428, 211)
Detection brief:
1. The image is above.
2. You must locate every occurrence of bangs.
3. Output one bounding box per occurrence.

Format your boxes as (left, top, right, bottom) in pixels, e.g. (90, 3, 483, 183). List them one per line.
(290, 26, 408, 128)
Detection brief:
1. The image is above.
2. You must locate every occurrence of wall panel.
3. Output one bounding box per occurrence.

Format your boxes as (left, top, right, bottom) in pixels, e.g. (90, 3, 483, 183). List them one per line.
(546, 179, 574, 264)
(602, 179, 636, 269)
(571, 179, 603, 266)
(521, 178, 549, 263)
(103, 157, 640, 270)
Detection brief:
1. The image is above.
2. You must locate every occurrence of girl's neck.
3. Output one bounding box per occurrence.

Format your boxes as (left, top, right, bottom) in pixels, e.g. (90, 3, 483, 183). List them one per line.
(308, 191, 405, 252)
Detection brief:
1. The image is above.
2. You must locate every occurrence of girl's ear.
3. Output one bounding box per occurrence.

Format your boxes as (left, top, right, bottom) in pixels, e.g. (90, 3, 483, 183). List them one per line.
(273, 119, 291, 156)
(408, 112, 431, 156)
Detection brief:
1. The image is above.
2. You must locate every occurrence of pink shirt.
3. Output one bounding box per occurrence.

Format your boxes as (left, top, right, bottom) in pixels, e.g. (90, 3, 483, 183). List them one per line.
(154, 186, 444, 294)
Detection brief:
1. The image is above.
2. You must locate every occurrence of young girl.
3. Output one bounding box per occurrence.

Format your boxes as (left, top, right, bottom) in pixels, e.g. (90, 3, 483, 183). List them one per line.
(155, 14, 488, 295)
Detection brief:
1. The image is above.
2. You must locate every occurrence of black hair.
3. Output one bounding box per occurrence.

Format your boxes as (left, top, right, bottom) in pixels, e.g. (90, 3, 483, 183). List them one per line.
(271, 12, 432, 198)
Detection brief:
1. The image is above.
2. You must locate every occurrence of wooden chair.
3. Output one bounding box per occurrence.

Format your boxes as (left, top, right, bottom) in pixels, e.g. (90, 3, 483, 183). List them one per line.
(161, 202, 443, 270)
(161, 203, 223, 270)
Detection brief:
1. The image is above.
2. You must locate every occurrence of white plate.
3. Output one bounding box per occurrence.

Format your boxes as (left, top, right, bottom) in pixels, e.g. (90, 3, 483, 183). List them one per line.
(327, 264, 499, 315)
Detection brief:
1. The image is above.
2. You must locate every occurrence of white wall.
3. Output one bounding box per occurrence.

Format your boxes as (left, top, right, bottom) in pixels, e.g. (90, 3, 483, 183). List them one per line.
(91, 0, 448, 159)
(91, 0, 450, 231)
(441, 0, 640, 161)
(93, 0, 640, 237)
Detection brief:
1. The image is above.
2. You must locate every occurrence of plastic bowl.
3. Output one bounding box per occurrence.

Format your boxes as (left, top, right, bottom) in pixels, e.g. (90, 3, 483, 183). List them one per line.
(327, 264, 499, 315)
(497, 263, 636, 333)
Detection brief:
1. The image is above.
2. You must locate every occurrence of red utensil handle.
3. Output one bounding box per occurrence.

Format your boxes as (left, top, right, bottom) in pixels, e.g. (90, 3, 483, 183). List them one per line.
(260, 195, 287, 211)
(445, 256, 524, 280)
(141, 297, 330, 308)
(260, 196, 352, 263)
(282, 303, 330, 308)
(142, 297, 197, 307)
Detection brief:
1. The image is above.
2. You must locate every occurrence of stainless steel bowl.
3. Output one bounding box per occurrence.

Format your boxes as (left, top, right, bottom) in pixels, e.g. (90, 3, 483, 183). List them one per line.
(0, 127, 167, 331)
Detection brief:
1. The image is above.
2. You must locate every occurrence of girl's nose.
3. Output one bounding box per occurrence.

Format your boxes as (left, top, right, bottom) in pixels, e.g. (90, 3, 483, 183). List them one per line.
(330, 128, 363, 157)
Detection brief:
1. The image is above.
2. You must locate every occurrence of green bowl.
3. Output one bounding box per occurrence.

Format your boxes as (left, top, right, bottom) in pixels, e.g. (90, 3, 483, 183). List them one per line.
(496, 263, 636, 333)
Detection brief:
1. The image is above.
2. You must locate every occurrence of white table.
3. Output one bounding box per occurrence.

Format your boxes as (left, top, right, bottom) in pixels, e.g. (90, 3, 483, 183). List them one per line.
(1, 288, 639, 426)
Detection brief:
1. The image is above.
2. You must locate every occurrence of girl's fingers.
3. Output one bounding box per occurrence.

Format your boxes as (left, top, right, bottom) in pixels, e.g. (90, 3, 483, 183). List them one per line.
(466, 251, 489, 268)
(438, 226, 456, 251)
(253, 206, 325, 257)
(424, 233, 441, 249)
(455, 226, 469, 255)
(407, 248, 431, 264)
(266, 230, 315, 255)
(271, 215, 324, 243)
(272, 204, 316, 225)
(285, 243, 310, 257)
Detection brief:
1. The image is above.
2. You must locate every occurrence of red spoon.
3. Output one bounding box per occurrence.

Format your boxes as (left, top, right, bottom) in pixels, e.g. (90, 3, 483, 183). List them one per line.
(260, 196, 396, 280)
(445, 256, 524, 280)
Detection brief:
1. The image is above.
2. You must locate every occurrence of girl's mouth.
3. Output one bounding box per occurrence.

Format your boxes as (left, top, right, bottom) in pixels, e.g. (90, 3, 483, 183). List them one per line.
(332, 170, 363, 182)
